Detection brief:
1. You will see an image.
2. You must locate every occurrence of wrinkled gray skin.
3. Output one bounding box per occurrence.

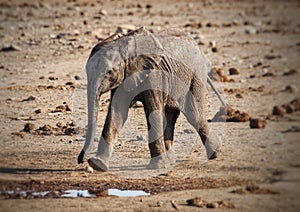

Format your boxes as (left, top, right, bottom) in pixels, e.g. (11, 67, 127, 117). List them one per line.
(78, 27, 220, 171)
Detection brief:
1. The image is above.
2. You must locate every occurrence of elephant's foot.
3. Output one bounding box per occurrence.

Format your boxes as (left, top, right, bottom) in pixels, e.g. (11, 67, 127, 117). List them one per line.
(88, 157, 109, 172)
(147, 156, 167, 169)
(166, 148, 176, 164)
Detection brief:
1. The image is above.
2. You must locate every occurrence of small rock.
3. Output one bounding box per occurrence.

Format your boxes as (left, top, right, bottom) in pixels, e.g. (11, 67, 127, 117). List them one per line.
(272, 105, 285, 116)
(85, 166, 94, 173)
(235, 93, 243, 98)
(170, 200, 179, 210)
(99, 9, 107, 16)
(207, 202, 219, 208)
(74, 75, 81, 80)
(35, 109, 42, 114)
(48, 76, 58, 80)
(22, 96, 36, 101)
(250, 118, 267, 129)
(283, 85, 297, 93)
(186, 197, 202, 206)
(283, 69, 297, 76)
(229, 67, 240, 75)
(211, 47, 219, 53)
(245, 27, 257, 34)
(290, 98, 300, 110)
(1, 44, 22, 52)
(284, 104, 295, 113)
(23, 123, 35, 132)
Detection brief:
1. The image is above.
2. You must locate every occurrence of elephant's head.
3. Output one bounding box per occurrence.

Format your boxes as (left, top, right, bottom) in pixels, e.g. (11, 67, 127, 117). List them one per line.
(77, 35, 127, 164)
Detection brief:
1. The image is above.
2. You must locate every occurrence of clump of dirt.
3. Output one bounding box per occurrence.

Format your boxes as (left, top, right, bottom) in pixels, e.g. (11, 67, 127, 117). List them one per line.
(209, 67, 235, 82)
(231, 184, 279, 195)
(23, 123, 35, 132)
(228, 67, 240, 75)
(250, 118, 267, 129)
(272, 97, 300, 116)
(210, 106, 250, 122)
(22, 122, 84, 136)
(50, 104, 72, 114)
(186, 197, 236, 209)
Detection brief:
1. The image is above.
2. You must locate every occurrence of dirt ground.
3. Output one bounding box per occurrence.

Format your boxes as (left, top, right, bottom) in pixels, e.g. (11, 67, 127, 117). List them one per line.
(0, 0, 299, 211)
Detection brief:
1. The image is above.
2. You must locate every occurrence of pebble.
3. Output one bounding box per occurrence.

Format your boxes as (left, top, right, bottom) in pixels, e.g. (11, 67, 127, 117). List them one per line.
(99, 9, 107, 16)
(22, 96, 36, 101)
(1, 44, 22, 52)
(245, 27, 257, 35)
(250, 118, 267, 129)
(272, 105, 285, 116)
(23, 123, 35, 132)
(284, 85, 297, 93)
(85, 166, 94, 173)
(35, 109, 42, 114)
(186, 197, 202, 206)
(229, 67, 240, 75)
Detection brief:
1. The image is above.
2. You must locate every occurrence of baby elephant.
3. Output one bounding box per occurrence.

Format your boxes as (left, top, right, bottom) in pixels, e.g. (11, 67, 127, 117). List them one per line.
(78, 27, 219, 171)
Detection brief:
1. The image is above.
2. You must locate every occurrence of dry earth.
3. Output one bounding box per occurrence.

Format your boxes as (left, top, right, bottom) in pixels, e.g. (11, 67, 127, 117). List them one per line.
(0, 0, 299, 211)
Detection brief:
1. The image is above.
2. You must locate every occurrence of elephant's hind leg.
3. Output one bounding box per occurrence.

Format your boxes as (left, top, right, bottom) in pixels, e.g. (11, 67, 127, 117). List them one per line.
(142, 92, 167, 169)
(164, 107, 180, 164)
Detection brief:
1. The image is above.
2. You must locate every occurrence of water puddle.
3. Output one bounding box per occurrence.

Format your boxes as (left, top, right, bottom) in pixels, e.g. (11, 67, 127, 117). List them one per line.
(108, 189, 150, 197)
(62, 190, 95, 198)
(3, 189, 150, 199)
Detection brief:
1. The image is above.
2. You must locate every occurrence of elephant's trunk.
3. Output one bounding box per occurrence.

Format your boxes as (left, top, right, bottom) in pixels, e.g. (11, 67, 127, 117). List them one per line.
(78, 85, 100, 164)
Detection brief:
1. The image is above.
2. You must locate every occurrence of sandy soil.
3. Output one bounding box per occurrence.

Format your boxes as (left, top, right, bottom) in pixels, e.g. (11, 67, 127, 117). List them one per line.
(0, 0, 299, 211)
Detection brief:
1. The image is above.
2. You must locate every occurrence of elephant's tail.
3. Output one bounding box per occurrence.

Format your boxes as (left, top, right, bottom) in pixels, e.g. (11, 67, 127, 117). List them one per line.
(207, 77, 227, 107)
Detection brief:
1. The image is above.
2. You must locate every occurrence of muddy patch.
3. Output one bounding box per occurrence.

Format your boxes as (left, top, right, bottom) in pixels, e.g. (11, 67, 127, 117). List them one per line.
(0, 176, 253, 199)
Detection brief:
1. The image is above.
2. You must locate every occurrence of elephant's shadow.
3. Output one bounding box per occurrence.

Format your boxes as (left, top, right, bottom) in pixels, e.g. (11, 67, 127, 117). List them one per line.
(0, 167, 84, 174)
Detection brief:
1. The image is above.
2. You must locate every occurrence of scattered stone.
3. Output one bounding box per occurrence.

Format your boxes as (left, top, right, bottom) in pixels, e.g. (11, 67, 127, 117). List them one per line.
(65, 81, 75, 86)
(85, 166, 94, 173)
(283, 85, 297, 93)
(272, 98, 300, 117)
(131, 101, 143, 108)
(264, 54, 281, 60)
(283, 69, 297, 76)
(187, 197, 235, 209)
(290, 98, 300, 110)
(250, 118, 267, 129)
(1, 44, 22, 52)
(22, 96, 36, 102)
(170, 200, 179, 210)
(32, 122, 83, 136)
(211, 47, 219, 53)
(99, 9, 107, 16)
(245, 27, 257, 34)
(231, 184, 279, 195)
(35, 109, 42, 114)
(209, 67, 234, 82)
(235, 93, 243, 98)
(272, 105, 285, 116)
(207, 202, 219, 208)
(249, 85, 265, 92)
(186, 197, 202, 207)
(211, 106, 250, 122)
(51, 104, 72, 113)
(262, 72, 275, 77)
(74, 75, 81, 80)
(23, 123, 35, 132)
(229, 67, 240, 75)
(48, 76, 58, 80)
(284, 104, 295, 113)
(282, 126, 300, 133)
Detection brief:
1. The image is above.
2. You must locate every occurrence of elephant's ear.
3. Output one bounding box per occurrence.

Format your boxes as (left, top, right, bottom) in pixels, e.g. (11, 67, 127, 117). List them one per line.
(123, 69, 151, 92)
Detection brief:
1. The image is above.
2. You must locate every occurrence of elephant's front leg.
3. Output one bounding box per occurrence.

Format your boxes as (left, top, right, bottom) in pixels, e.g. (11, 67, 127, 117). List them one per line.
(88, 91, 129, 171)
(143, 96, 167, 169)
